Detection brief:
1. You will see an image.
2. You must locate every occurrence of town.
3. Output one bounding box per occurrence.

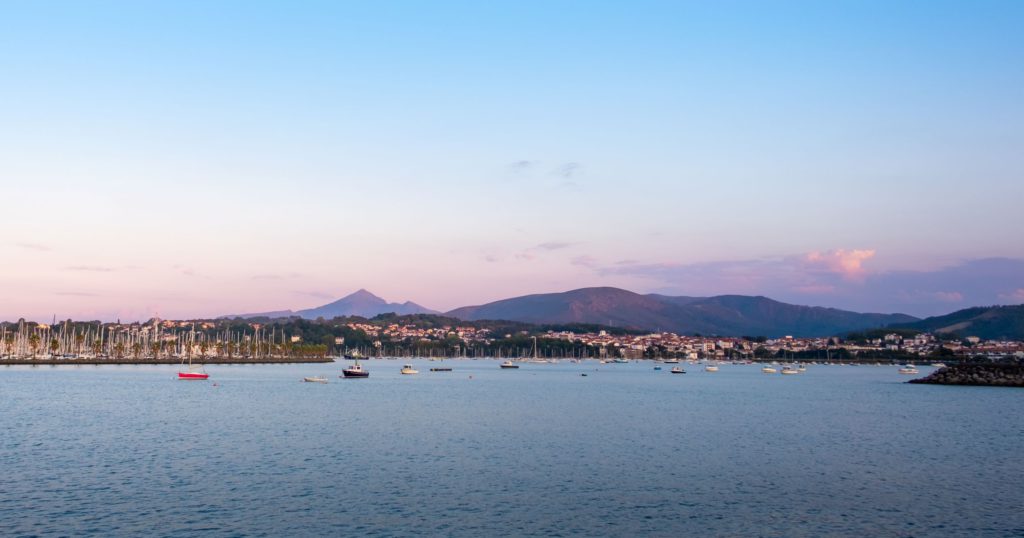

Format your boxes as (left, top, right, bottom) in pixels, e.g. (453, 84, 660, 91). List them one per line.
(2, 314, 1022, 363)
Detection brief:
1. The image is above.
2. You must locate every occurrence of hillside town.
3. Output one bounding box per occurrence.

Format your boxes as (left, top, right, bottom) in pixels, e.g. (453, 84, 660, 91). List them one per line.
(2, 316, 1022, 363)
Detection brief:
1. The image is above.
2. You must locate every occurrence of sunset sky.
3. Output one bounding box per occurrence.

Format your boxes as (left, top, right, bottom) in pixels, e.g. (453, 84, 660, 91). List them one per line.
(2, 1, 1023, 321)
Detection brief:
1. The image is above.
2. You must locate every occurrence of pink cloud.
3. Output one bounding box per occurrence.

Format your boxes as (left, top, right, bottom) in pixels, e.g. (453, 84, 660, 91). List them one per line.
(998, 288, 1024, 303)
(804, 249, 876, 280)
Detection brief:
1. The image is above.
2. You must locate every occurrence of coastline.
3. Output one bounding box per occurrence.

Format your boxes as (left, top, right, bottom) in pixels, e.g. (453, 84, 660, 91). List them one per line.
(1, 357, 336, 366)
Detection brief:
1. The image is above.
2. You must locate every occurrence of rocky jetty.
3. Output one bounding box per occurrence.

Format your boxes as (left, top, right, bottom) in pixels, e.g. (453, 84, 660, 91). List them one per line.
(909, 363, 1024, 387)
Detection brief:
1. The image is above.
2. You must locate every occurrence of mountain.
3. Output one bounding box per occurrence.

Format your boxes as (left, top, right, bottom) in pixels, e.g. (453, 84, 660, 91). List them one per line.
(446, 287, 917, 337)
(223, 289, 438, 320)
(891, 305, 1024, 340)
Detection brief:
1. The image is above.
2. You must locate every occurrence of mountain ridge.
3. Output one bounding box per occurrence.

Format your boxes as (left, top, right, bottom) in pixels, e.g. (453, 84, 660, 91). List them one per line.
(222, 289, 438, 320)
(445, 287, 918, 337)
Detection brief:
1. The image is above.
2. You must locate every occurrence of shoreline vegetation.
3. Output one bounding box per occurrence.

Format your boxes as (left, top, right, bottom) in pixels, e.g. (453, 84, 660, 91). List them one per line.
(1, 356, 334, 366)
(1, 314, 1019, 365)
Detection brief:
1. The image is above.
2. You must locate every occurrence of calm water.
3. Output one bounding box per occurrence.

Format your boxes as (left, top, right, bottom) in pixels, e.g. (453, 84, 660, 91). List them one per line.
(2, 360, 1022, 537)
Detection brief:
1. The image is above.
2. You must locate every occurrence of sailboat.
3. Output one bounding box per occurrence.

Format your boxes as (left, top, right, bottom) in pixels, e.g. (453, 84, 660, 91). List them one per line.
(178, 354, 208, 380)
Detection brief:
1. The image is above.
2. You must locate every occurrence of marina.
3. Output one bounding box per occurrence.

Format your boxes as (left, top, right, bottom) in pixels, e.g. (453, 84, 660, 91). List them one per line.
(1, 359, 1020, 536)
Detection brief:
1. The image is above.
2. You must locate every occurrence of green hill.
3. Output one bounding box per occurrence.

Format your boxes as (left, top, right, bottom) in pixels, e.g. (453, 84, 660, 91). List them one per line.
(892, 305, 1024, 340)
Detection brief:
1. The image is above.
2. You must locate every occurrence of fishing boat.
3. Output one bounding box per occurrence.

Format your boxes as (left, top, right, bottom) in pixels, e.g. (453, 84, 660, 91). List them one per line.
(342, 359, 369, 378)
(303, 376, 328, 383)
(400, 364, 419, 375)
(500, 360, 519, 369)
(671, 366, 686, 374)
(898, 365, 919, 375)
(178, 354, 208, 380)
(761, 366, 777, 374)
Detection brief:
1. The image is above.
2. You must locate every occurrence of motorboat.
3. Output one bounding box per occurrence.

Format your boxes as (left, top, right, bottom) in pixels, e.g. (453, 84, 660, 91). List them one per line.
(898, 365, 919, 375)
(704, 363, 719, 372)
(400, 364, 419, 375)
(781, 366, 799, 375)
(663, 358, 680, 364)
(761, 366, 777, 374)
(342, 360, 370, 378)
(671, 366, 686, 374)
(653, 366, 662, 371)
(303, 376, 328, 383)
(500, 360, 519, 369)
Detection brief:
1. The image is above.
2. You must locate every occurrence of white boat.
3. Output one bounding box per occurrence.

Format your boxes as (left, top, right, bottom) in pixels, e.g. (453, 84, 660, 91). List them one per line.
(670, 366, 686, 374)
(400, 364, 419, 375)
(704, 363, 719, 372)
(932, 363, 947, 369)
(780, 366, 799, 375)
(797, 365, 807, 373)
(761, 366, 777, 374)
(898, 365, 919, 374)
(500, 360, 519, 369)
(663, 358, 680, 364)
(303, 376, 328, 383)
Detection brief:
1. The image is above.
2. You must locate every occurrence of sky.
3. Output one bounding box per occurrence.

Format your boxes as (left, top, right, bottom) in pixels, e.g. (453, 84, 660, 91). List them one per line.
(1, 0, 1023, 321)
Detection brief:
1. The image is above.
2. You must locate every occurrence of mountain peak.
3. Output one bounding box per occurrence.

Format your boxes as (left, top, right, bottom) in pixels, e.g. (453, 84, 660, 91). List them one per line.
(343, 288, 384, 302)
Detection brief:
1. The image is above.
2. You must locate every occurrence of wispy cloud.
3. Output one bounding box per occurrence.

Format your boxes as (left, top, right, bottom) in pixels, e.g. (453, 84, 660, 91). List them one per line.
(553, 162, 582, 178)
(64, 265, 115, 272)
(571, 255, 599, 268)
(253, 272, 302, 280)
(999, 288, 1024, 302)
(55, 291, 99, 297)
(536, 241, 573, 251)
(508, 160, 536, 173)
(16, 242, 50, 252)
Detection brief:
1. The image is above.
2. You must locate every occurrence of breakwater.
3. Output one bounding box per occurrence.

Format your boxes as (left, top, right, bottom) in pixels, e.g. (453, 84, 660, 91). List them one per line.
(1, 356, 335, 366)
(909, 363, 1024, 387)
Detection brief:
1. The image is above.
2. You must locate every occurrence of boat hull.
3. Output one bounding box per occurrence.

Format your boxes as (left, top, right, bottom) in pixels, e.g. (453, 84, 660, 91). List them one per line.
(178, 372, 209, 380)
(342, 370, 369, 378)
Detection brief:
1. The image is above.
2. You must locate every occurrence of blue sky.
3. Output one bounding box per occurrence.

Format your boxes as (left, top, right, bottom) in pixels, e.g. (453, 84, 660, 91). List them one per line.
(1, 1, 1023, 320)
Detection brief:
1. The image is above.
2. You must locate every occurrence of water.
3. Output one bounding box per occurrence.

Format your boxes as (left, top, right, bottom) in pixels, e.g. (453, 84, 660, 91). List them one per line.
(2, 360, 1022, 537)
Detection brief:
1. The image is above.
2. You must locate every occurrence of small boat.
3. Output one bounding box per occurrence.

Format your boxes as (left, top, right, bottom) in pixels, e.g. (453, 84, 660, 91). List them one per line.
(613, 358, 629, 364)
(430, 367, 453, 372)
(704, 363, 719, 372)
(178, 354, 208, 380)
(898, 365, 919, 375)
(663, 358, 680, 364)
(761, 366, 777, 374)
(797, 365, 807, 373)
(653, 366, 662, 371)
(781, 366, 799, 375)
(303, 376, 328, 383)
(500, 360, 519, 369)
(342, 360, 369, 378)
(671, 366, 686, 374)
(932, 363, 947, 369)
(400, 364, 419, 375)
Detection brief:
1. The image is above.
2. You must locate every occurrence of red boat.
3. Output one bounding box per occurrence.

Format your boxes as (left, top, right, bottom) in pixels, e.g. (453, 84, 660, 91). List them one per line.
(178, 353, 209, 380)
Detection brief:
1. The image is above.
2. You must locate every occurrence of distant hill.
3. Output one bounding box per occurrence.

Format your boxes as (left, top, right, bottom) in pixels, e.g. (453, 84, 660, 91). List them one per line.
(223, 289, 438, 320)
(446, 287, 917, 337)
(891, 305, 1024, 340)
